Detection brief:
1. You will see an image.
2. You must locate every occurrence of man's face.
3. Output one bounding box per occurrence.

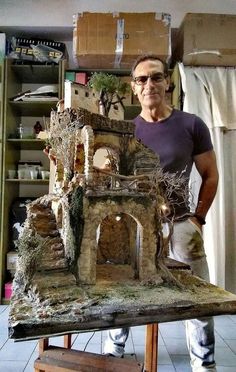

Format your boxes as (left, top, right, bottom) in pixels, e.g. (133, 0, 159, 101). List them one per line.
(131, 59, 170, 110)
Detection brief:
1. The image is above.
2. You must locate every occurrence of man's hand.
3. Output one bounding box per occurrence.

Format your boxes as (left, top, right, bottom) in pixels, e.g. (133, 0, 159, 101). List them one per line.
(189, 216, 203, 231)
(43, 145, 56, 165)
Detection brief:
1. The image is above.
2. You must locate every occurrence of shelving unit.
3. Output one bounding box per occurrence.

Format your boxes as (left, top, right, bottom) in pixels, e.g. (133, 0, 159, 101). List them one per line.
(0, 59, 64, 303)
(0, 59, 5, 303)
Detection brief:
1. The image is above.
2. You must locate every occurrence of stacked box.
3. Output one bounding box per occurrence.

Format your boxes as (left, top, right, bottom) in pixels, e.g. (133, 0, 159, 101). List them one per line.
(73, 12, 171, 69)
(173, 13, 236, 66)
(65, 72, 88, 85)
(65, 71, 76, 82)
(7, 251, 18, 271)
(8, 37, 67, 63)
(4, 282, 12, 299)
(75, 72, 88, 85)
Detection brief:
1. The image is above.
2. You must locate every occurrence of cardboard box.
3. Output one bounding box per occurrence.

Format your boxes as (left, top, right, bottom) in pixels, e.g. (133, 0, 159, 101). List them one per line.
(7, 251, 18, 271)
(64, 81, 124, 120)
(73, 12, 171, 69)
(8, 37, 67, 63)
(65, 71, 76, 82)
(75, 72, 88, 85)
(4, 282, 12, 299)
(173, 13, 236, 66)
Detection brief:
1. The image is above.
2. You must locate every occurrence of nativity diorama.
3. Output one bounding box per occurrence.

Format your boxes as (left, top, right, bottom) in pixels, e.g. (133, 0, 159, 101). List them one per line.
(9, 75, 236, 342)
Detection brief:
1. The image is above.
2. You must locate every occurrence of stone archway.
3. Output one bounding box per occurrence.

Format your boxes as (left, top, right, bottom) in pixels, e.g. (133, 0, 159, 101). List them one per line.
(77, 196, 157, 285)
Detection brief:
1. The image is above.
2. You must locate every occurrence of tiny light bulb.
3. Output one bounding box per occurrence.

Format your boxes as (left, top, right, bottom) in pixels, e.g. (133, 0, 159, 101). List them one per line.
(115, 215, 121, 221)
(160, 204, 170, 216)
(161, 204, 168, 211)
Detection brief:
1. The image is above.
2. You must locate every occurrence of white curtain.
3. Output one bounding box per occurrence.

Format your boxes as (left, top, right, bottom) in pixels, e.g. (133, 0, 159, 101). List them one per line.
(179, 64, 236, 291)
(223, 131, 236, 293)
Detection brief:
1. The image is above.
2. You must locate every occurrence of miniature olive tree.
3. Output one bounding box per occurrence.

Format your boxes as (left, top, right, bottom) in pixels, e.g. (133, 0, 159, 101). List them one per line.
(88, 72, 130, 117)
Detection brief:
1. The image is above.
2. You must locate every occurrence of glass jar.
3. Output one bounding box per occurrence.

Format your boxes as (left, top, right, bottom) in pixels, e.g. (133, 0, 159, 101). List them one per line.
(17, 124, 24, 139)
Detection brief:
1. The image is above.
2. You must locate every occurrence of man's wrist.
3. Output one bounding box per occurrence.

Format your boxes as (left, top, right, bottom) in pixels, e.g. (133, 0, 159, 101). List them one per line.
(193, 214, 206, 225)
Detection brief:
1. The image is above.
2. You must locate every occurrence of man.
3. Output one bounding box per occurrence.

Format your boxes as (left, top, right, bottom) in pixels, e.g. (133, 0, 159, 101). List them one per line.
(103, 54, 219, 372)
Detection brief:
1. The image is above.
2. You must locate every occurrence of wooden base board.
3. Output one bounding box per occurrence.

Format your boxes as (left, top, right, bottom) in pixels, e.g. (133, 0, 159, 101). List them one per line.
(10, 268, 236, 341)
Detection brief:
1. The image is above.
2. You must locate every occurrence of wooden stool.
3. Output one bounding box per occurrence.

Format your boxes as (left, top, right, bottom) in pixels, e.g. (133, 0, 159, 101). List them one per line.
(34, 335, 143, 372)
(34, 324, 159, 372)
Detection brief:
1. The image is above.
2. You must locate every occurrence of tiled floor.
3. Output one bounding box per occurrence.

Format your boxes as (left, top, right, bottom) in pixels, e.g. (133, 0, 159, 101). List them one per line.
(1, 305, 236, 371)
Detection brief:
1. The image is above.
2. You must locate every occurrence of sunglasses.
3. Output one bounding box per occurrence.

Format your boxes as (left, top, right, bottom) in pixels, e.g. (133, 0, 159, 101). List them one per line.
(133, 72, 166, 85)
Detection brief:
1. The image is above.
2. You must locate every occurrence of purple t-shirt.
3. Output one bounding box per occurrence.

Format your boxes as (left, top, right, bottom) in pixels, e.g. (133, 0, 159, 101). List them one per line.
(134, 109, 213, 216)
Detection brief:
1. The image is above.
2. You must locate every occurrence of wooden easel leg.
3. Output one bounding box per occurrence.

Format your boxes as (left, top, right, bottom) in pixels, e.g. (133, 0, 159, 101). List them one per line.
(64, 333, 72, 349)
(144, 324, 159, 372)
(38, 338, 49, 356)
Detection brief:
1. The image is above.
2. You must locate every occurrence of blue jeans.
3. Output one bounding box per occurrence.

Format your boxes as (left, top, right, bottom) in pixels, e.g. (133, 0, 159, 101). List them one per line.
(104, 219, 216, 371)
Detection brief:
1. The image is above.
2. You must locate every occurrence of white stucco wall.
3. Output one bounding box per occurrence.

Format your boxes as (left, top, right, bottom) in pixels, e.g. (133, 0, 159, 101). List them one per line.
(0, 0, 236, 29)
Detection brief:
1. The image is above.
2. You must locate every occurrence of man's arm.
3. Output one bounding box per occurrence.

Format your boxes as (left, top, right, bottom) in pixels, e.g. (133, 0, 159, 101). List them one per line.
(191, 150, 219, 227)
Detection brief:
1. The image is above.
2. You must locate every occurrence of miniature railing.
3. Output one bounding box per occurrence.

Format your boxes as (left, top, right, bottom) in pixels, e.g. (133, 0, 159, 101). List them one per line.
(91, 167, 151, 193)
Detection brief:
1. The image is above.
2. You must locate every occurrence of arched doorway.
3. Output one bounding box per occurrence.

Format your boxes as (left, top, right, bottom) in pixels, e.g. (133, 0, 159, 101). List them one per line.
(96, 213, 141, 282)
(93, 147, 119, 172)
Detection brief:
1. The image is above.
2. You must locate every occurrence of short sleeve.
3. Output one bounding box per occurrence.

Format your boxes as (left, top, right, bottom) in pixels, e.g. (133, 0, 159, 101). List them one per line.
(193, 116, 213, 155)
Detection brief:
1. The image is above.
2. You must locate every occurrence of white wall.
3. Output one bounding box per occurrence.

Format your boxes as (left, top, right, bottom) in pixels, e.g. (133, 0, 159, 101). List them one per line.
(0, 0, 236, 30)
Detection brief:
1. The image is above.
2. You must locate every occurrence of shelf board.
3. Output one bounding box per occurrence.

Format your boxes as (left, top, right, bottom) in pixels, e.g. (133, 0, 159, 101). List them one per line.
(66, 68, 173, 76)
(9, 100, 58, 116)
(11, 64, 59, 84)
(6, 179, 49, 184)
(7, 138, 46, 150)
(66, 68, 132, 76)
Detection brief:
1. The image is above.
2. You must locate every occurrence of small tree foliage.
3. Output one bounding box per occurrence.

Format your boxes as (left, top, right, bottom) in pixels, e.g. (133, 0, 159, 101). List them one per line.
(88, 72, 130, 117)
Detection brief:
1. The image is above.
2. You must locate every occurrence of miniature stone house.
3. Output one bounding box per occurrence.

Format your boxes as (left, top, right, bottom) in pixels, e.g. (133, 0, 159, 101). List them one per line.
(64, 81, 125, 120)
(11, 107, 193, 339)
(49, 108, 163, 285)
